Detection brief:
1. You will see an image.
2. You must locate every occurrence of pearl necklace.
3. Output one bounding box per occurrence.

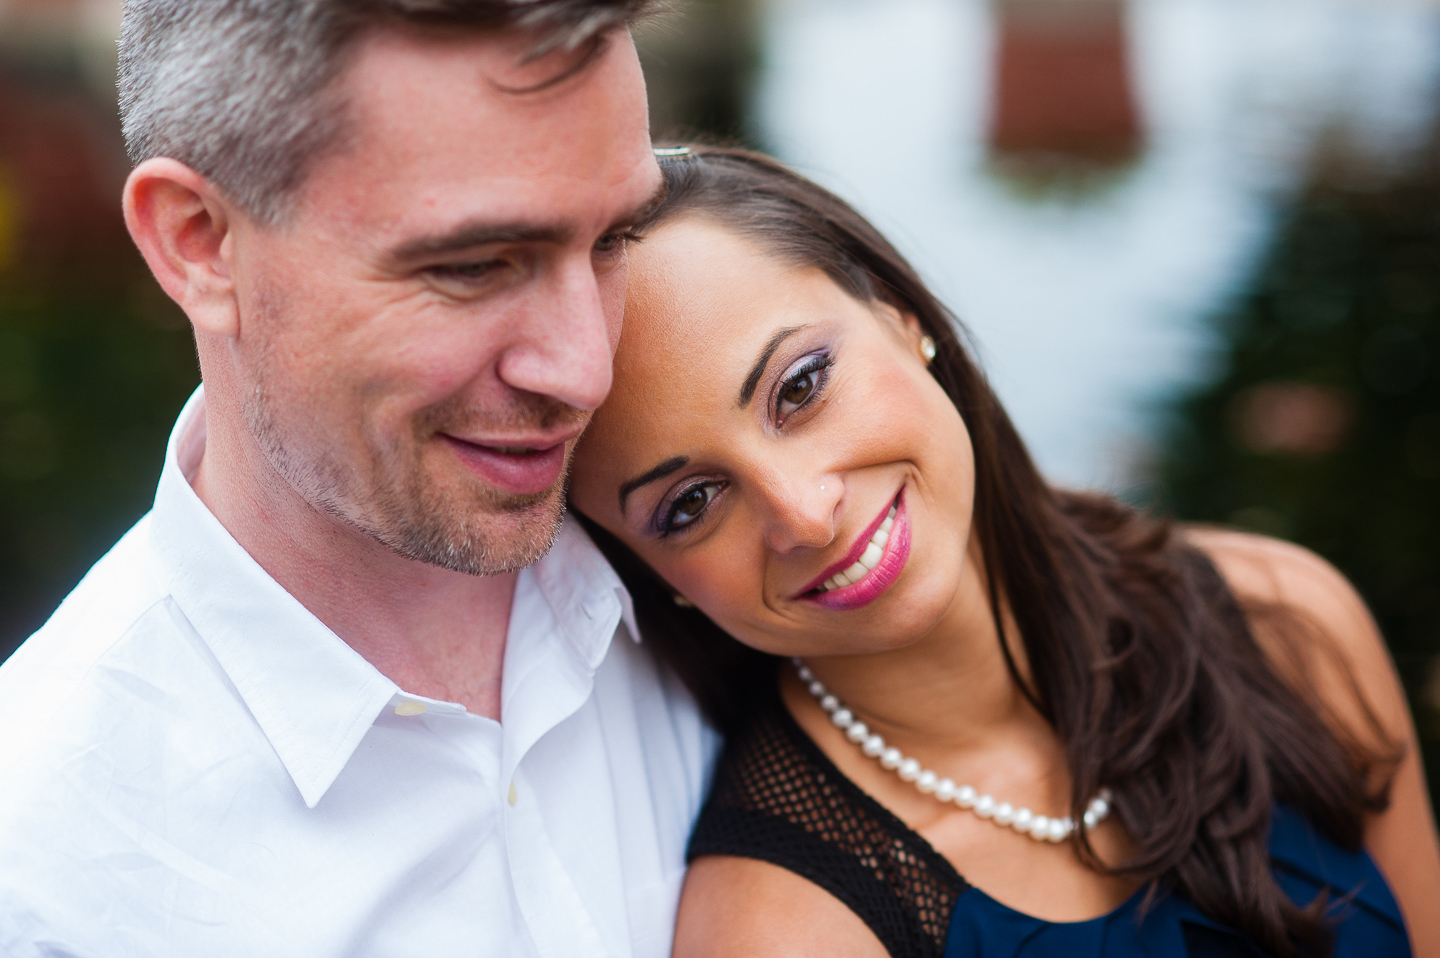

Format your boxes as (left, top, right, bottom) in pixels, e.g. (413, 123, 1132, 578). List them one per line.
(794, 658, 1112, 844)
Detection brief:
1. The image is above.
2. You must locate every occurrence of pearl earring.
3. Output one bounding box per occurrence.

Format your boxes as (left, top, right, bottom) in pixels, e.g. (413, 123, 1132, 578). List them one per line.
(920, 335, 937, 363)
(672, 594, 694, 608)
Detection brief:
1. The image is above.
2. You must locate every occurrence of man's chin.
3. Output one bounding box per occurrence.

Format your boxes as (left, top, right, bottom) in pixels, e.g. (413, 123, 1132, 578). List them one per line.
(377, 489, 569, 577)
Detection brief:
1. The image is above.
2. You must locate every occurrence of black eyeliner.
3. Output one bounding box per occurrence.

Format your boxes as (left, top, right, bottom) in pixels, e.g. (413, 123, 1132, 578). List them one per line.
(774, 352, 834, 423)
(655, 479, 725, 538)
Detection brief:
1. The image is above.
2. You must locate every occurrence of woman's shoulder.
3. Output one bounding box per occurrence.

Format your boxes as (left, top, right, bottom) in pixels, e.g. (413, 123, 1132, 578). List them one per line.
(682, 691, 965, 958)
(1182, 525, 1366, 618)
(1182, 525, 1361, 617)
(675, 855, 890, 958)
(1184, 527, 1440, 957)
(1180, 525, 1404, 739)
(677, 703, 899, 958)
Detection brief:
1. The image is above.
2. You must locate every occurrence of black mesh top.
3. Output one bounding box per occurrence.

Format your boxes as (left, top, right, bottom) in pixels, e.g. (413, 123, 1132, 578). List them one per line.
(687, 687, 971, 958)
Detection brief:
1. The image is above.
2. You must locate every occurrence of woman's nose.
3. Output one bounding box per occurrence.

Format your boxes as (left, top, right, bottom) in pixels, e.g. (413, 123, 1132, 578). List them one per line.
(759, 470, 844, 554)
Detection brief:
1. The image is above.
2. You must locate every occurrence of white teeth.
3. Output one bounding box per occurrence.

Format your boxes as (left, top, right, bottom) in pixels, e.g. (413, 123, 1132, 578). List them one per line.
(818, 502, 900, 593)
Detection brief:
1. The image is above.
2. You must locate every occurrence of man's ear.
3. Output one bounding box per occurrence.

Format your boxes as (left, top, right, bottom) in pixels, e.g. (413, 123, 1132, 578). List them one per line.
(123, 158, 241, 338)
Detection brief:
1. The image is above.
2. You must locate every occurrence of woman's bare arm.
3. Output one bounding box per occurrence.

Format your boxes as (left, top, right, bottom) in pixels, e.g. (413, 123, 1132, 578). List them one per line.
(674, 855, 889, 958)
(1190, 527, 1440, 957)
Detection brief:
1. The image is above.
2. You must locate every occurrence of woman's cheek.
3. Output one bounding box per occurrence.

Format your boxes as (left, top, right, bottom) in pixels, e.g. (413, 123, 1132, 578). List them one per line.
(676, 549, 748, 617)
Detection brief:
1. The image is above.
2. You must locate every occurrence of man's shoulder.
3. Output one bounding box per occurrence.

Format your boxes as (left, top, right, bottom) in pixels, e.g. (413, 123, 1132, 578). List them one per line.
(0, 513, 257, 951)
(2, 514, 167, 685)
(0, 514, 185, 766)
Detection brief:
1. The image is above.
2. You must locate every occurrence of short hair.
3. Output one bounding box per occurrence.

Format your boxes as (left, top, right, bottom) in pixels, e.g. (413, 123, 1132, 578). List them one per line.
(118, 0, 659, 224)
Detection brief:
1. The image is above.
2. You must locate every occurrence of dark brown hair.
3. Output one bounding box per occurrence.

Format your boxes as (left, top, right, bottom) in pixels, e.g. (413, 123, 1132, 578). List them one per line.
(575, 145, 1398, 956)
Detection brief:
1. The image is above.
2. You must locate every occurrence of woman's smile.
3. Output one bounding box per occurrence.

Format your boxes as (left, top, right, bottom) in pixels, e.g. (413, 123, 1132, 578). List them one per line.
(796, 489, 911, 611)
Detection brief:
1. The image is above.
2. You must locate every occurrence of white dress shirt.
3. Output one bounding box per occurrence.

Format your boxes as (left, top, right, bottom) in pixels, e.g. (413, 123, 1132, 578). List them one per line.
(0, 388, 719, 957)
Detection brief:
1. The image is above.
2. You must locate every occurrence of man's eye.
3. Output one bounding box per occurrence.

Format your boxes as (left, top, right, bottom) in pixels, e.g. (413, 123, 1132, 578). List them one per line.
(664, 482, 722, 532)
(428, 261, 502, 283)
(594, 233, 626, 253)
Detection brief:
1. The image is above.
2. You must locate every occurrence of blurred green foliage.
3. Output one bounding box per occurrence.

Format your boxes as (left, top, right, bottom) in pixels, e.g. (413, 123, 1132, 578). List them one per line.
(1154, 129, 1440, 803)
(636, 0, 760, 146)
(0, 240, 198, 660)
(0, 160, 198, 662)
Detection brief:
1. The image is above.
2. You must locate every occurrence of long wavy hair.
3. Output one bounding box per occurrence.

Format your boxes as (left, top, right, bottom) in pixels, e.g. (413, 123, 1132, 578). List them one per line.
(574, 145, 1396, 956)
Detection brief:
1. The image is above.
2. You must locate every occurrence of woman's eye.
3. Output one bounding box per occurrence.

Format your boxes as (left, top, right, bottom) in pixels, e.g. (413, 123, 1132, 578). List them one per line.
(664, 482, 721, 532)
(775, 356, 831, 420)
(779, 371, 817, 413)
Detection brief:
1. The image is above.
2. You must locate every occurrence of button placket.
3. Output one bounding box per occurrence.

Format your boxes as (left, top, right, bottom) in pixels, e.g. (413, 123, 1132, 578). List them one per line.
(502, 763, 609, 958)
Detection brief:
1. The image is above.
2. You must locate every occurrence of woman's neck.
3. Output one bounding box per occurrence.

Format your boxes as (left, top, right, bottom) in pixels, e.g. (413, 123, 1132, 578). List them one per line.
(793, 536, 1054, 760)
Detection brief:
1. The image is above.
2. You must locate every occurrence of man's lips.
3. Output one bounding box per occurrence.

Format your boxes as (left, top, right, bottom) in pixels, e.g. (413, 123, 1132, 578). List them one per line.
(440, 433, 573, 496)
(795, 491, 903, 598)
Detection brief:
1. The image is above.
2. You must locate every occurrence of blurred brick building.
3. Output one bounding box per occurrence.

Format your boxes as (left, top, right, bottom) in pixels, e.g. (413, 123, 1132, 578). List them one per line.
(990, 0, 1143, 168)
(0, 0, 128, 278)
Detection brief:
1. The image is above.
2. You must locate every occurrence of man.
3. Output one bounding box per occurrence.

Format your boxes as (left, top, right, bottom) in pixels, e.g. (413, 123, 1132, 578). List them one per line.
(0, 2, 715, 954)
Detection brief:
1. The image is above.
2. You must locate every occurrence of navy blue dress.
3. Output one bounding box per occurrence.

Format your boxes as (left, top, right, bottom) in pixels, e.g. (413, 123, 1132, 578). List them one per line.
(942, 804, 1409, 957)
(689, 693, 1410, 958)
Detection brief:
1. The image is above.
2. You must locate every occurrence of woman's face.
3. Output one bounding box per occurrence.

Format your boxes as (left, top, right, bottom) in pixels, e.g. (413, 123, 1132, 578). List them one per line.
(569, 215, 977, 658)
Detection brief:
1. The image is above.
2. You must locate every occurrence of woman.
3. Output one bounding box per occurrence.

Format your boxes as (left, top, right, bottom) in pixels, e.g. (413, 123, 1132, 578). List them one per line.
(567, 146, 1440, 957)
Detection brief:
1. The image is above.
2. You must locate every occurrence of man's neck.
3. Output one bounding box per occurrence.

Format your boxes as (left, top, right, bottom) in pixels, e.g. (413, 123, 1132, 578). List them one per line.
(189, 411, 514, 720)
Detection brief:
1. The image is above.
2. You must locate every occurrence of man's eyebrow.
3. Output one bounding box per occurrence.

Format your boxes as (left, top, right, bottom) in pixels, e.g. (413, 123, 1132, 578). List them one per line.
(739, 326, 806, 408)
(618, 455, 689, 515)
(617, 177, 671, 235)
(387, 222, 570, 263)
(384, 177, 667, 265)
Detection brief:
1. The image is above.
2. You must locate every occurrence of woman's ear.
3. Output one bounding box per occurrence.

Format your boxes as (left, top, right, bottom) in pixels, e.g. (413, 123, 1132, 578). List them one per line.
(870, 300, 928, 357)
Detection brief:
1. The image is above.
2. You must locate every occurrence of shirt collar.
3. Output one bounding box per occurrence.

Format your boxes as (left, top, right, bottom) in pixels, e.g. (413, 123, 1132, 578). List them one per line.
(530, 517, 641, 667)
(149, 386, 638, 808)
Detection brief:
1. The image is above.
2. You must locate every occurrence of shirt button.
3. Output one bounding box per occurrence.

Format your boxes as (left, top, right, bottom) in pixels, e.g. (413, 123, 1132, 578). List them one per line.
(508, 780, 518, 805)
(394, 701, 427, 716)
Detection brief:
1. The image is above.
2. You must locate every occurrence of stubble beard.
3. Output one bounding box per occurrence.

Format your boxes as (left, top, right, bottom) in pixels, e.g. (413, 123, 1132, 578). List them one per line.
(246, 365, 581, 578)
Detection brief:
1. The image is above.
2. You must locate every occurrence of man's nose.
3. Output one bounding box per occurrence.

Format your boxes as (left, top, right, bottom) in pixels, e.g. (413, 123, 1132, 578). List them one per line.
(494, 257, 617, 412)
(759, 467, 844, 555)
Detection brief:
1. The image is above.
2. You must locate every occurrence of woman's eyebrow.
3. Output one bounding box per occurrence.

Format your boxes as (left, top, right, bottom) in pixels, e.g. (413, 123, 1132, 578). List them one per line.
(618, 455, 690, 515)
(738, 326, 807, 408)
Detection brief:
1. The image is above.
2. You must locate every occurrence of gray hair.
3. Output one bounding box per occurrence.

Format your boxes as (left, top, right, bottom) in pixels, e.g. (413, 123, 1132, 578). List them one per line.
(118, 0, 658, 225)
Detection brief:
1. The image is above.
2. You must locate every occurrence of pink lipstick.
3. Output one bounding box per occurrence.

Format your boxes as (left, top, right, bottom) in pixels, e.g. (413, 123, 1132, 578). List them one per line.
(798, 489, 911, 612)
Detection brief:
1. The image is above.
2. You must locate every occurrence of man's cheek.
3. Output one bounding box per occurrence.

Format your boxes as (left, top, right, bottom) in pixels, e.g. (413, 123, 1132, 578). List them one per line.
(601, 261, 629, 352)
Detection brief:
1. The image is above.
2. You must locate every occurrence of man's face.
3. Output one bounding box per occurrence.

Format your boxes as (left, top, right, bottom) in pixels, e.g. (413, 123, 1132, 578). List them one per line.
(227, 26, 662, 575)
